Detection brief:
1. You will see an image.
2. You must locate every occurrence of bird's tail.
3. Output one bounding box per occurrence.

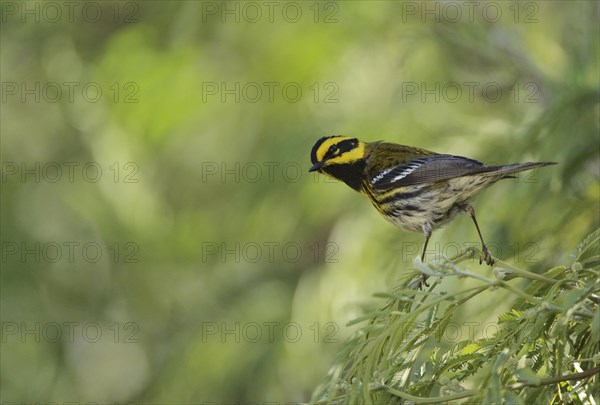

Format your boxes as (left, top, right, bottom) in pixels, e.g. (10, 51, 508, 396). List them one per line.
(485, 161, 557, 178)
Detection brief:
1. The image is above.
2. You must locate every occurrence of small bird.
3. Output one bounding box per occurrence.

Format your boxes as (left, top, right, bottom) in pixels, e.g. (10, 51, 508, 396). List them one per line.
(309, 136, 556, 266)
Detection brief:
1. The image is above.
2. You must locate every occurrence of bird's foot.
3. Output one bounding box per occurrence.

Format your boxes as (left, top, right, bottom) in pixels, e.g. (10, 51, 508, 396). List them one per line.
(408, 273, 430, 290)
(480, 245, 495, 266)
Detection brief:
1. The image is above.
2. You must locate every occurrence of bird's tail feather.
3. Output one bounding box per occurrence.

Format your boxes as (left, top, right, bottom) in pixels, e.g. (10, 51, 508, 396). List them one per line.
(486, 161, 557, 177)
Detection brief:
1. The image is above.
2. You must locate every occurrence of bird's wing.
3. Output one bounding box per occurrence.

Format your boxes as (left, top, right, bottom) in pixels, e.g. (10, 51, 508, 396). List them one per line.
(369, 152, 489, 190)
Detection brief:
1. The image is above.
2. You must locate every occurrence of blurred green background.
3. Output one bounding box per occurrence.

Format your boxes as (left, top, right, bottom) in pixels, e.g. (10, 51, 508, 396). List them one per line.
(1, 1, 598, 402)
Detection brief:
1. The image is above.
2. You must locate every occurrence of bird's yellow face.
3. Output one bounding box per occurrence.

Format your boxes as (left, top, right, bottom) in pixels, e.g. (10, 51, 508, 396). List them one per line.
(309, 136, 368, 191)
(309, 136, 366, 173)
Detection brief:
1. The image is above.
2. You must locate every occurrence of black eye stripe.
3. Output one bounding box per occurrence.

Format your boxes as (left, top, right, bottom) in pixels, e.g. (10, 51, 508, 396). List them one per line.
(324, 139, 359, 159)
(311, 136, 346, 164)
(312, 137, 359, 163)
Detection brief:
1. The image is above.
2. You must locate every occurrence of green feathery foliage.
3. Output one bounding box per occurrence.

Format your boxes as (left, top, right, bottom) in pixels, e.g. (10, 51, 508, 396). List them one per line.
(311, 230, 600, 404)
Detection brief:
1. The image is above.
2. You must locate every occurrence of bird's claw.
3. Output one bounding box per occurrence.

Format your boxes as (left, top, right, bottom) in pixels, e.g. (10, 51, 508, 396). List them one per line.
(480, 246, 495, 266)
(409, 274, 430, 290)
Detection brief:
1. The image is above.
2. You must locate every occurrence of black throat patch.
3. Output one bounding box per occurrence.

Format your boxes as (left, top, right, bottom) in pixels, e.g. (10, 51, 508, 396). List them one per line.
(323, 160, 366, 191)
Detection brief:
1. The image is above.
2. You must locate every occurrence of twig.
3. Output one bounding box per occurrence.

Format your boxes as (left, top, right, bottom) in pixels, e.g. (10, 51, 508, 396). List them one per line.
(375, 384, 477, 403)
(505, 364, 600, 390)
(493, 258, 558, 285)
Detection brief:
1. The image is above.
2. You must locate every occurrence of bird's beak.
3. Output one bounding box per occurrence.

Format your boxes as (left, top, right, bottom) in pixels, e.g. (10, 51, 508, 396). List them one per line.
(309, 161, 325, 172)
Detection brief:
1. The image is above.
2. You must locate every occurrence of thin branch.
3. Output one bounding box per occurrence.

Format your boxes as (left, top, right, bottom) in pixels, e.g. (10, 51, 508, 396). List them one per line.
(375, 384, 477, 403)
(493, 258, 558, 285)
(505, 365, 600, 390)
(498, 281, 563, 310)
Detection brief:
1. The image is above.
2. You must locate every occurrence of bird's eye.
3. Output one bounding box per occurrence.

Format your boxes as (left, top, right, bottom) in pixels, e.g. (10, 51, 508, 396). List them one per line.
(328, 145, 339, 155)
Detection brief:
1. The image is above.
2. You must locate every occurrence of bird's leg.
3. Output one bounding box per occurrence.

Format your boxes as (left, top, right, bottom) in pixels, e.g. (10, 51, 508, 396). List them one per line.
(463, 204, 494, 266)
(418, 224, 432, 288)
(421, 224, 432, 262)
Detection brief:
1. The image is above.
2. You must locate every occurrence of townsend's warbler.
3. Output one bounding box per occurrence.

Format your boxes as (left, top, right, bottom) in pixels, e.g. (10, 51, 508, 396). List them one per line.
(309, 136, 556, 266)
